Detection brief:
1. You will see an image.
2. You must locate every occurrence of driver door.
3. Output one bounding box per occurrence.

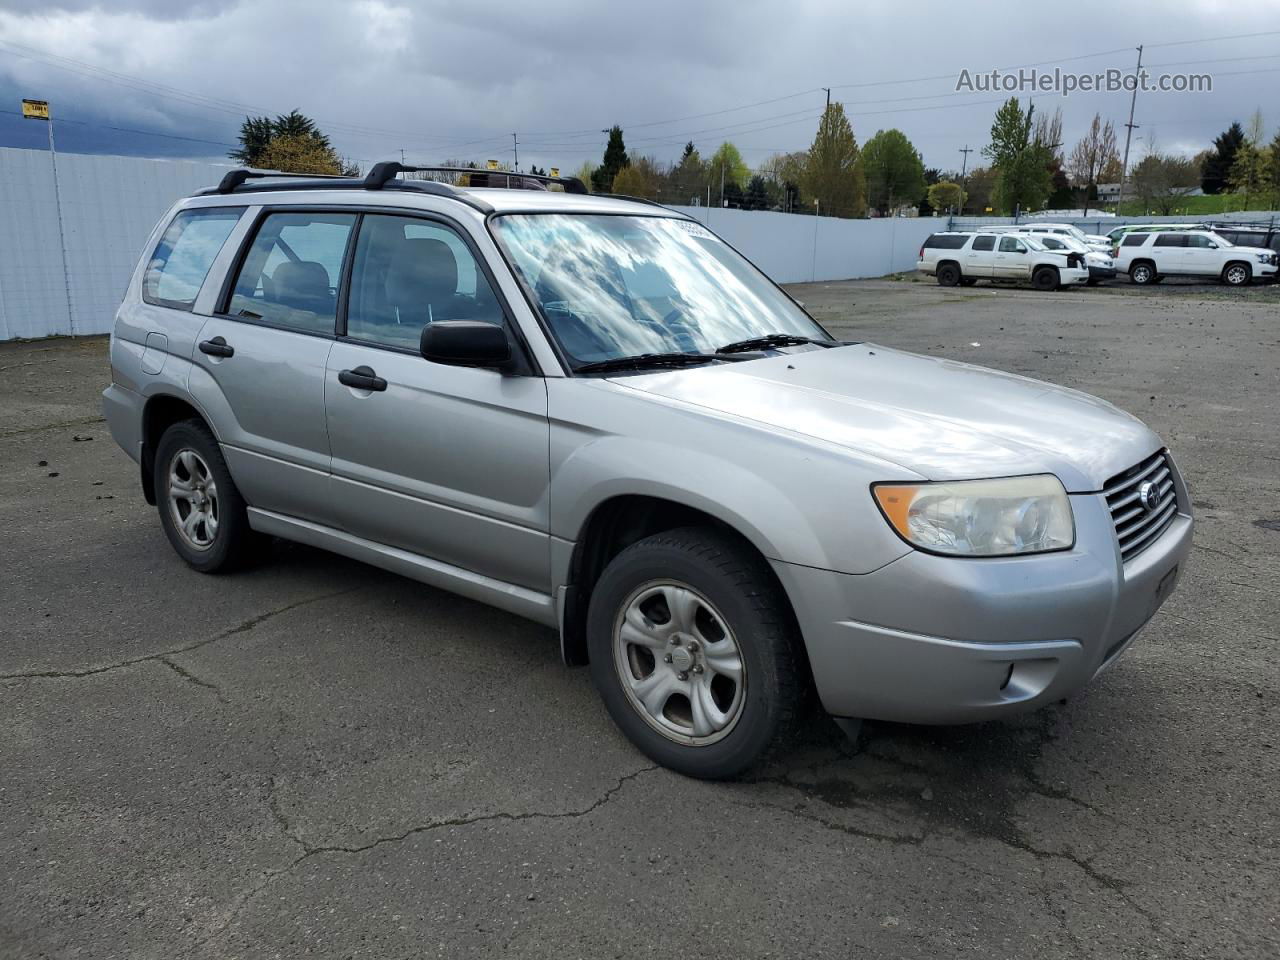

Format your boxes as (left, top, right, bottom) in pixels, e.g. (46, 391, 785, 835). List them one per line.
(323, 213, 551, 592)
(994, 236, 1031, 279)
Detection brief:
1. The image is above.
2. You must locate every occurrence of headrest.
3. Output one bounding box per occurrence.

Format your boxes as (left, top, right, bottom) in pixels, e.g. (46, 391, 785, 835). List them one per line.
(386, 238, 459, 306)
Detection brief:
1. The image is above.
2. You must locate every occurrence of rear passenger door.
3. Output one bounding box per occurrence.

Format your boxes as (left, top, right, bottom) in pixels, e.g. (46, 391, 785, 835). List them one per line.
(964, 235, 996, 276)
(323, 212, 551, 592)
(1150, 233, 1187, 274)
(189, 210, 356, 524)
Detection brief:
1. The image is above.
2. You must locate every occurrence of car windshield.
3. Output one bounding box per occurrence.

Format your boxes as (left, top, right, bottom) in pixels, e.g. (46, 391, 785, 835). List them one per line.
(1021, 236, 1048, 251)
(490, 213, 829, 368)
(1208, 232, 1233, 246)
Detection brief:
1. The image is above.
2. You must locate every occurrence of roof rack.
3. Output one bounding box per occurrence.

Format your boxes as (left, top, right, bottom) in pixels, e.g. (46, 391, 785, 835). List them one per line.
(212, 168, 349, 194)
(364, 162, 589, 195)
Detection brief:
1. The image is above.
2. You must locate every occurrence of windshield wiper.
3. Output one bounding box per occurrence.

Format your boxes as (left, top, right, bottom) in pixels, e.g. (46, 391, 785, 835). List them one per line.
(715, 333, 837, 355)
(573, 351, 728, 374)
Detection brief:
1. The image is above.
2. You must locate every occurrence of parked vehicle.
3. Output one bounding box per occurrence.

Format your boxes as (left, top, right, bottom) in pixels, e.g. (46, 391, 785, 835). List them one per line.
(994, 222, 1112, 251)
(917, 232, 1091, 290)
(1104, 223, 1198, 245)
(1011, 231, 1117, 284)
(1202, 222, 1280, 263)
(1112, 229, 1279, 286)
(104, 166, 1191, 779)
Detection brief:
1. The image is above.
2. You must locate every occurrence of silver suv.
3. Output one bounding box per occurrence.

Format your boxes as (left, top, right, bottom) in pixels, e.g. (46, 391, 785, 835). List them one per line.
(104, 164, 1192, 778)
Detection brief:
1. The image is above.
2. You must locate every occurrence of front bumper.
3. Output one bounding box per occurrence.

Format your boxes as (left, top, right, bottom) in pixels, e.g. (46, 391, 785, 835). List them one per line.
(775, 484, 1192, 724)
(1062, 266, 1091, 285)
(1088, 265, 1118, 280)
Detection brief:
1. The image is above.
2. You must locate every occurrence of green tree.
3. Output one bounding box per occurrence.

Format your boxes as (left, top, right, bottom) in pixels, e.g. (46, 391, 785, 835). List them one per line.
(743, 175, 770, 210)
(862, 129, 925, 215)
(926, 180, 965, 215)
(1265, 130, 1280, 207)
(612, 156, 661, 199)
(1131, 150, 1200, 214)
(230, 110, 355, 174)
(758, 151, 808, 212)
(1201, 122, 1244, 194)
(671, 142, 707, 204)
(255, 133, 345, 175)
(591, 126, 629, 193)
(231, 115, 275, 165)
(573, 160, 596, 192)
(802, 104, 866, 218)
(1228, 110, 1269, 207)
(708, 142, 749, 203)
(983, 98, 1053, 214)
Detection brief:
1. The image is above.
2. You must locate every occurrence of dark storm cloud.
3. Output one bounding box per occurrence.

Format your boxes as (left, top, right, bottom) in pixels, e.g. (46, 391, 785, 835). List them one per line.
(1, 0, 1278, 171)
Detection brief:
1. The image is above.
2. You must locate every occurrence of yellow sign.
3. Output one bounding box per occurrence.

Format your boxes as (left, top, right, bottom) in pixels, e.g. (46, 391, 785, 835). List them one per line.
(550, 167, 559, 178)
(985, 206, 993, 213)
(486, 159, 499, 170)
(21, 99, 49, 120)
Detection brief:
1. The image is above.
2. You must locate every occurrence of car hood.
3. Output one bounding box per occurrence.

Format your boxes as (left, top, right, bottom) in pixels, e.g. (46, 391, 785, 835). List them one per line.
(1229, 244, 1276, 256)
(611, 344, 1161, 491)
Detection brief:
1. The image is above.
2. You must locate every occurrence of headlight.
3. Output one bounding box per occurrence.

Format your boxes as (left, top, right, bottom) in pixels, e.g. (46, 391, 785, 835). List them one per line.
(873, 475, 1074, 556)
(1256, 253, 1271, 263)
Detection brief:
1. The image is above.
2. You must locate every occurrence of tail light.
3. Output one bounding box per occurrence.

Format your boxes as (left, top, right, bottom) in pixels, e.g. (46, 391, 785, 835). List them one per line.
(918, 244, 925, 260)
(1112, 247, 1120, 258)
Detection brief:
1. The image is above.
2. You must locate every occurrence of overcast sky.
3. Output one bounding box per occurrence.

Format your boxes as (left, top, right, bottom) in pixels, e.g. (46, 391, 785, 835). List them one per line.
(1, 0, 1279, 174)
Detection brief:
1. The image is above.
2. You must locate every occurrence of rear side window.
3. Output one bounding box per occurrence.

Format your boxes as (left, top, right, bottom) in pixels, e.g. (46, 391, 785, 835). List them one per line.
(971, 235, 996, 251)
(226, 212, 357, 335)
(924, 234, 968, 250)
(1121, 234, 1149, 247)
(1154, 234, 1186, 247)
(143, 208, 242, 310)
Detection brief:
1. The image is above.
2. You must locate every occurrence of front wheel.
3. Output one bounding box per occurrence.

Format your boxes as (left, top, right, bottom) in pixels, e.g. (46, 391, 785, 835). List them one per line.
(586, 527, 805, 779)
(1032, 266, 1060, 291)
(1222, 262, 1251, 286)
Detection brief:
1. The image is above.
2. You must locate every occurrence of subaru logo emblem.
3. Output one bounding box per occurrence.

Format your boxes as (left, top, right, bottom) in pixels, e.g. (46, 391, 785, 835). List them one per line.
(1138, 480, 1162, 513)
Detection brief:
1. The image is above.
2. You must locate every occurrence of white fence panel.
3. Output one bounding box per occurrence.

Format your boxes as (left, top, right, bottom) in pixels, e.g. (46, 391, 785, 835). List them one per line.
(0, 148, 231, 339)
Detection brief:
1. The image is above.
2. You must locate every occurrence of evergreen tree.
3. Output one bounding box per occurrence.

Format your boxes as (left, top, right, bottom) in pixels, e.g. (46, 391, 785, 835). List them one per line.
(1202, 122, 1244, 195)
(743, 175, 769, 210)
(862, 129, 925, 215)
(983, 98, 1053, 214)
(591, 126, 629, 193)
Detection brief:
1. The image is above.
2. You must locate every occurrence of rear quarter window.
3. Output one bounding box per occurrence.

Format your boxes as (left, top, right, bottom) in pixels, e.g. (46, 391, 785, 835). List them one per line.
(923, 234, 969, 250)
(143, 208, 243, 310)
(1121, 234, 1149, 247)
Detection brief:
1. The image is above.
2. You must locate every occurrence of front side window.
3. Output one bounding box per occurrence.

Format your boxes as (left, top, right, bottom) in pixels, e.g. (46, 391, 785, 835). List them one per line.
(490, 214, 828, 367)
(998, 237, 1025, 253)
(345, 215, 504, 349)
(1038, 237, 1065, 250)
(971, 235, 996, 251)
(143, 208, 242, 310)
(226, 212, 356, 335)
(1188, 234, 1217, 248)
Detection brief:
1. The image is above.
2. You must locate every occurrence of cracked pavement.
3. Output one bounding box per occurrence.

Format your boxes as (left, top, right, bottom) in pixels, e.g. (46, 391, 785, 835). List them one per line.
(2, 281, 1277, 958)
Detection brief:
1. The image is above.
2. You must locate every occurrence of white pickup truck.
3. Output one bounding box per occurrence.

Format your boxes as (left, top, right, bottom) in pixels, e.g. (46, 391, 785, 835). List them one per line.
(917, 231, 1090, 291)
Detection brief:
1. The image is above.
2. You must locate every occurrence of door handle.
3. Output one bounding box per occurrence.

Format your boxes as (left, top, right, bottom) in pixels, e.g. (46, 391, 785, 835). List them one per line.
(198, 336, 234, 358)
(338, 365, 387, 392)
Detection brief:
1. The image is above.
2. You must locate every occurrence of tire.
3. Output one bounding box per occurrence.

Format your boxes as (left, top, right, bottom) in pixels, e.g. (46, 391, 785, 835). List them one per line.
(586, 527, 804, 780)
(1086, 277, 1100, 286)
(1129, 261, 1156, 285)
(154, 419, 260, 573)
(936, 263, 961, 287)
(959, 278, 978, 287)
(1221, 262, 1251, 286)
(1032, 266, 1059, 291)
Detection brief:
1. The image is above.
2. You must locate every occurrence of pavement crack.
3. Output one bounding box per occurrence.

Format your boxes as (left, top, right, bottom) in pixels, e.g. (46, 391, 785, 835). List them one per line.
(0, 587, 359, 684)
(299, 764, 661, 858)
(198, 764, 660, 946)
(158, 656, 227, 703)
(732, 795, 925, 846)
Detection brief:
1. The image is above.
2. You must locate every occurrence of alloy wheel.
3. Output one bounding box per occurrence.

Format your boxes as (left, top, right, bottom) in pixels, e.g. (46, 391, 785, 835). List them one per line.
(612, 580, 746, 746)
(167, 448, 219, 550)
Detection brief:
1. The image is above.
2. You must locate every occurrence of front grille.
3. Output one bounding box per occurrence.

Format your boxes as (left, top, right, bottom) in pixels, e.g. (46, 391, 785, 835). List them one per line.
(1103, 450, 1179, 562)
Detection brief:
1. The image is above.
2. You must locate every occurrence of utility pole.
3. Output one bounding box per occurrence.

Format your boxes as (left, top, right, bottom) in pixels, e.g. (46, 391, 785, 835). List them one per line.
(512, 133, 519, 172)
(822, 87, 831, 111)
(400, 148, 405, 164)
(958, 144, 973, 218)
(1116, 44, 1143, 215)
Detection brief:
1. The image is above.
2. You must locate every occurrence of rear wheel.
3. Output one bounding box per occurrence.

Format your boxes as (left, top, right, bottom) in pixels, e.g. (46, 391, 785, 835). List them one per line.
(936, 263, 961, 287)
(1032, 266, 1059, 291)
(154, 419, 260, 573)
(1222, 262, 1251, 286)
(586, 527, 804, 779)
(1130, 261, 1156, 285)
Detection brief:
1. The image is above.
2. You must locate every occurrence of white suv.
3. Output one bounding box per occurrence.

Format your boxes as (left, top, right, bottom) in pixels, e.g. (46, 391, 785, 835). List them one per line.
(917, 232, 1090, 290)
(994, 222, 1112, 251)
(1113, 229, 1279, 286)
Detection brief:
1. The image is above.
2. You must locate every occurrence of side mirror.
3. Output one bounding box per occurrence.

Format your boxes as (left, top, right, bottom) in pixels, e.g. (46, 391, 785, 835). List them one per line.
(420, 320, 512, 370)
(1207, 242, 1218, 249)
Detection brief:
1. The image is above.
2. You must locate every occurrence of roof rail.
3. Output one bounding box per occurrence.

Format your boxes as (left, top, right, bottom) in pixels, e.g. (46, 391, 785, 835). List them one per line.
(213, 168, 348, 194)
(596, 193, 672, 209)
(365, 162, 589, 195)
